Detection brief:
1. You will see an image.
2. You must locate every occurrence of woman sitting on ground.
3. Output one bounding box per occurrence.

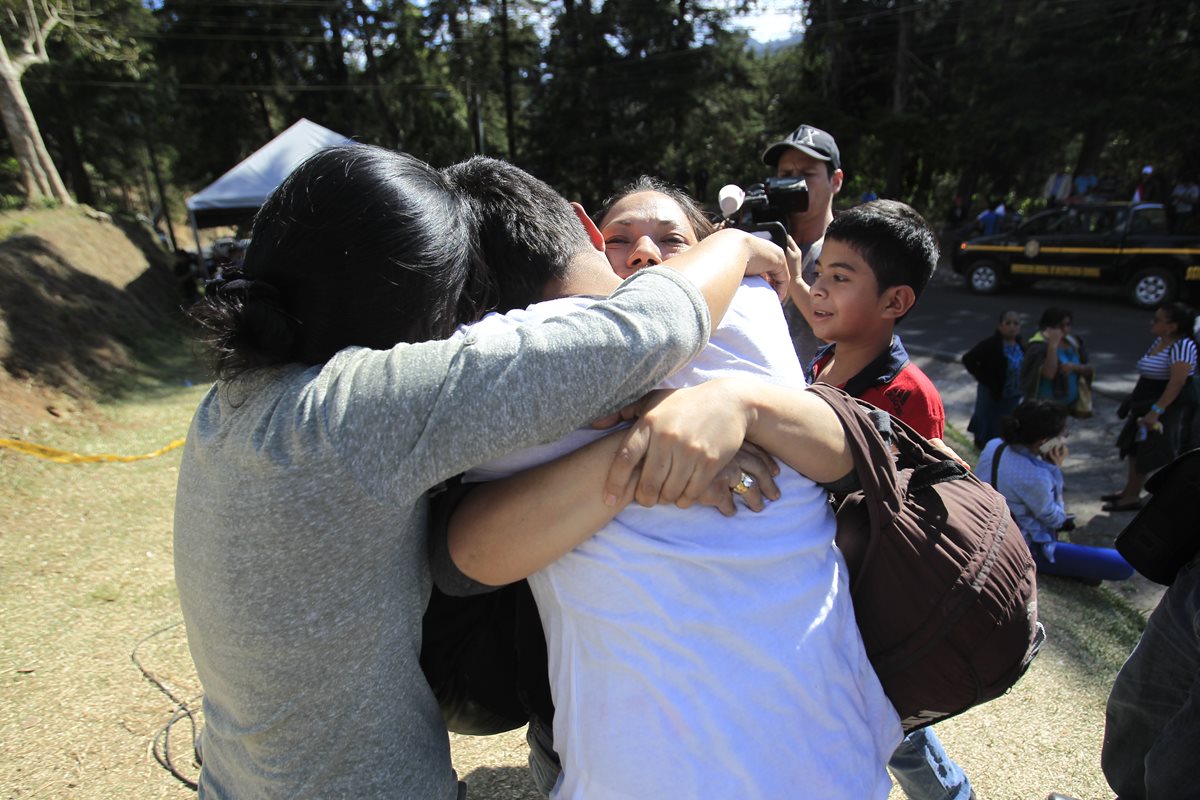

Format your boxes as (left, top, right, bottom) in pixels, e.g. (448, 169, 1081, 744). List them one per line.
(976, 399, 1133, 584)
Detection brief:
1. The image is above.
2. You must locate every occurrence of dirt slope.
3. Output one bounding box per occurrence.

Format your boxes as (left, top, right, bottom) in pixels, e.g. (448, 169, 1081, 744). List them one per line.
(0, 208, 185, 436)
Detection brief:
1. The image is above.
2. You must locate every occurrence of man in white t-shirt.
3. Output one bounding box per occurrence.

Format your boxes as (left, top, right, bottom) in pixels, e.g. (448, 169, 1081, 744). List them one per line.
(433, 157, 901, 799)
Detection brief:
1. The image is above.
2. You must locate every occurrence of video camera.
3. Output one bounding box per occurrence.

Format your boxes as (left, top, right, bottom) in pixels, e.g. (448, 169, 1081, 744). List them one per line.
(717, 176, 809, 249)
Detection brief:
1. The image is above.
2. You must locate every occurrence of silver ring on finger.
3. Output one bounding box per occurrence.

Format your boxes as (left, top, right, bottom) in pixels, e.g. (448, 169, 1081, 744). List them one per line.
(731, 471, 756, 495)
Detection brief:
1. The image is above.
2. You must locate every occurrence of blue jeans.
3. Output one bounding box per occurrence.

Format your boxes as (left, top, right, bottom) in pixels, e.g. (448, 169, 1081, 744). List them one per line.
(888, 727, 973, 800)
(525, 714, 560, 797)
(1102, 554, 1200, 799)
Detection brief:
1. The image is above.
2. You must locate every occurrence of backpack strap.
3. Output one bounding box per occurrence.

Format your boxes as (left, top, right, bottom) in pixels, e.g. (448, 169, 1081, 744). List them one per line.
(990, 443, 1008, 490)
(808, 383, 969, 529)
(808, 383, 903, 528)
(861, 406, 969, 491)
(909, 459, 971, 493)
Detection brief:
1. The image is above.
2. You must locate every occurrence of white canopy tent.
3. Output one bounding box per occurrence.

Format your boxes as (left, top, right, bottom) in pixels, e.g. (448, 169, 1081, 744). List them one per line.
(185, 118, 352, 241)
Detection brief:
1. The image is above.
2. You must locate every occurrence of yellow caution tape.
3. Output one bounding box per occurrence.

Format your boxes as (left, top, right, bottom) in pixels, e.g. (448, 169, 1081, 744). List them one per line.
(0, 437, 186, 464)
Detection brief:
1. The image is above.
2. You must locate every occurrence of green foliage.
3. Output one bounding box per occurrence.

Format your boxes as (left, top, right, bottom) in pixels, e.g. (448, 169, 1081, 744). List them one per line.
(8, 0, 1197, 227)
(0, 156, 22, 203)
(10, 0, 163, 211)
(0, 214, 31, 237)
(524, 0, 766, 207)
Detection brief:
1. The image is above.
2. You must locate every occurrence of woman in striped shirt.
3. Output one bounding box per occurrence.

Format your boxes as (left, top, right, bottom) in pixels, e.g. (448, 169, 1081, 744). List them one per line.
(1103, 302, 1198, 511)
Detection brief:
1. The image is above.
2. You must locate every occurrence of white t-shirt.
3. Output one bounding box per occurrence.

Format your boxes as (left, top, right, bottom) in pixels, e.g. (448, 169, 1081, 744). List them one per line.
(464, 279, 901, 800)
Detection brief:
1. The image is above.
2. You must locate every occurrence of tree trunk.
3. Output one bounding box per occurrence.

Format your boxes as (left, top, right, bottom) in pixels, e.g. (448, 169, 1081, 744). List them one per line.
(354, 2, 402, 148)
(1073, 119, 1107, 178)
(956, 169, 978, 209)
(823, 0, 841, 103)
(325, 6, 348, 83)
(884, 0, 911, 198)
(500, 0, 516, 160)
(54, 81, 93, 206)
(0, 36, 72, 206)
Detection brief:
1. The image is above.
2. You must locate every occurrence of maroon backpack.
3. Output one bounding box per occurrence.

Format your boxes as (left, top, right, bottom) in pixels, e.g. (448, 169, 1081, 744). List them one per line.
(809, 384, 1044, 732)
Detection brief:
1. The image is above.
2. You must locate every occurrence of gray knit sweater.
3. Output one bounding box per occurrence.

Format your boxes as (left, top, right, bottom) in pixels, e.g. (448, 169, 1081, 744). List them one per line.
(172, 268, 709, 799)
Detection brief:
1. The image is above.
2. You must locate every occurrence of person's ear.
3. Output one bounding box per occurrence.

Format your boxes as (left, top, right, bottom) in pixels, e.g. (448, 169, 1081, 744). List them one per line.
(830, 168, 844, 197)
(880, 284, 916, 319)
(570, 202, 605, 252)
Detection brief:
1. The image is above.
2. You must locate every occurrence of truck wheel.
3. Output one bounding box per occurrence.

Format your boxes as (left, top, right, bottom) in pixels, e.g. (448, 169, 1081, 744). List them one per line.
(1128, 266, 1177, 309)
(966, 260, 1002, 294)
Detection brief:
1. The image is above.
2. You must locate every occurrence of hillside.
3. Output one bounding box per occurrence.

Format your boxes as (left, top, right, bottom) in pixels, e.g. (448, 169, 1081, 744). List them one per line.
(0, 208, 189, 436)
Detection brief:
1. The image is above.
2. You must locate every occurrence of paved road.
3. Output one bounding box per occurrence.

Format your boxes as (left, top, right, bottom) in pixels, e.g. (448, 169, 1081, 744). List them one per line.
(903, 266, 1157, 397)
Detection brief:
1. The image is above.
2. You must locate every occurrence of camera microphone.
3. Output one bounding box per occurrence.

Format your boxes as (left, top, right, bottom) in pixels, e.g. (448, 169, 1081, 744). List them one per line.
(718, 184, 746, 218)
(715, 178, 804, 250)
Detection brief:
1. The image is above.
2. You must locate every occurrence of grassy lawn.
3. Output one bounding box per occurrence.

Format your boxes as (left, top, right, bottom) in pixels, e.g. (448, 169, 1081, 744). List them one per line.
(0, 344, 1146, 799)
(1, 372, 207, 798)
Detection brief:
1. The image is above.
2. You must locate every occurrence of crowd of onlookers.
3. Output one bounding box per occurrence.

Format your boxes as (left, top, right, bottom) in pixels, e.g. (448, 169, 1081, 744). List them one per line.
(962, 301, 1200, 577)
(937, 164, 1200, 249)
(1052, 165, 1200, 231)
(961, 298, 1199, 799)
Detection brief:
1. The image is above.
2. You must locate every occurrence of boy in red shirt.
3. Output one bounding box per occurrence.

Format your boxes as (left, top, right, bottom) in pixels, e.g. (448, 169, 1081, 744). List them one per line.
(794, 199, 945, 440)
(794, 200, 972, 800)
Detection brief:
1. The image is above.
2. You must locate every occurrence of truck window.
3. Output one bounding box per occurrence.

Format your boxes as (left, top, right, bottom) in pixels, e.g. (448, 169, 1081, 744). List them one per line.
(1054, 209, 1083, 234)
(1129, 207, 1167, 234)
(1020, 210, 1061, 236)
(1046, 208, 1084, 232)
(1074, 207, 1127, 235)
(1091, 210, 1114, 233)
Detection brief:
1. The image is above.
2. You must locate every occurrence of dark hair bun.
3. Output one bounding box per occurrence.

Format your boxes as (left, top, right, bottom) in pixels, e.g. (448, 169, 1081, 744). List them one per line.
(1001, 399, 1067, 446)
(187, 145, 473, 379)
(191, 272, 296, 375)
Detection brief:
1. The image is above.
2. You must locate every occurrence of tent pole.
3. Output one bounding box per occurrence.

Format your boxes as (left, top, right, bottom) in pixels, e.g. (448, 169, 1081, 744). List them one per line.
(188, 211, 208, 282)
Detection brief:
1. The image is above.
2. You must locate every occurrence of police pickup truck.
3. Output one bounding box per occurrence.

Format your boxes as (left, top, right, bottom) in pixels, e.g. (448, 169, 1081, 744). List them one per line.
(951, 202, 1200, 308)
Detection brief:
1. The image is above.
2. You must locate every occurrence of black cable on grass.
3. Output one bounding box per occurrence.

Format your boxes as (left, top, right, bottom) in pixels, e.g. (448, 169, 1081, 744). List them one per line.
(152, 704, 201, 791)
(131, 621, 201, 791)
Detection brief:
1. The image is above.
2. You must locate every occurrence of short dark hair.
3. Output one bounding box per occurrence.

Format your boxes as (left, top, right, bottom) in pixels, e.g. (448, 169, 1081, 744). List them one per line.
(443, 156, 593, 315)
(1157, 301, 1195, 337)
(1000, 399, 1068, 446)
(1037, 307, 1072, 329)
(188, 144, 474, 379)
(594, 176, 716, 241)
(824, 199, 939, 304)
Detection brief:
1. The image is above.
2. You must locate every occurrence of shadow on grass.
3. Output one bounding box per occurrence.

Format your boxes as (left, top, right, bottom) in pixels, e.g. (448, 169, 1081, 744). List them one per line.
(0, 228, 211, 408)
(460, 765, 544, 800)
(1035, 574, 1146, 680)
